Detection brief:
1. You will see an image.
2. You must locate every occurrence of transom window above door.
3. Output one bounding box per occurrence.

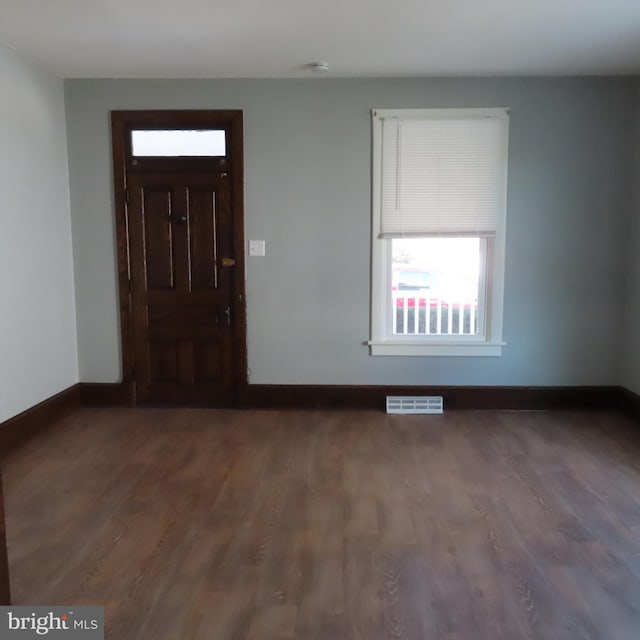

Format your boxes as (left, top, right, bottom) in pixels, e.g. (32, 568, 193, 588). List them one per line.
(130, 129, 227, 157)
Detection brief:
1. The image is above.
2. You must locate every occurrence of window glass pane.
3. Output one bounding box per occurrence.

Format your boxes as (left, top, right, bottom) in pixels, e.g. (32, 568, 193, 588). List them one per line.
(391, 238, 480, 336)
(131, 129, 226, 157)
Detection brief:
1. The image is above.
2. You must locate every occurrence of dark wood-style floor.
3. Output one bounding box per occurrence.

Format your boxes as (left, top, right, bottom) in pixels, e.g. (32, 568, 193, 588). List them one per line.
(4, 408, 640, 639)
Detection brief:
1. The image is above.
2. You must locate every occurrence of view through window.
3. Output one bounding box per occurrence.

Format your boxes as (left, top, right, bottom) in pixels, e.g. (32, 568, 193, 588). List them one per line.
(391, 238, 481, 336)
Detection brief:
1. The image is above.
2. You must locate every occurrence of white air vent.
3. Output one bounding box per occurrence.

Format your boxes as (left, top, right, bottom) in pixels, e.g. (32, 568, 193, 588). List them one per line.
(386, 396, 444, 414)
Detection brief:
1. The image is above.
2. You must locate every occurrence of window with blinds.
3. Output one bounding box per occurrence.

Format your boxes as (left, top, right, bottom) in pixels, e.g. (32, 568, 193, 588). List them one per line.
(370, 108, 510, 357)
(377, 109, 509, 238)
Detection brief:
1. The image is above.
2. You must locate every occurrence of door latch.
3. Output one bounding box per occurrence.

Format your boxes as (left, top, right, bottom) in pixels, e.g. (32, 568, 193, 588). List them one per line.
(224, 306, 231, 326)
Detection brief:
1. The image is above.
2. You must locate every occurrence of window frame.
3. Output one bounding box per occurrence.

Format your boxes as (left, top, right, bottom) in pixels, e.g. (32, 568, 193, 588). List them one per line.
(369, 107, 509, 357)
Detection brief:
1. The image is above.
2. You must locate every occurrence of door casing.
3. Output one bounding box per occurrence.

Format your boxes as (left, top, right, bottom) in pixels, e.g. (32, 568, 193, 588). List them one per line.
(111, 110, 247, 405)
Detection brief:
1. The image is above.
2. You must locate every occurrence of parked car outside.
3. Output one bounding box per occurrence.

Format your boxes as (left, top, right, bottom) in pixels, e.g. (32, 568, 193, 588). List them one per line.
(391, 267, 477, 309)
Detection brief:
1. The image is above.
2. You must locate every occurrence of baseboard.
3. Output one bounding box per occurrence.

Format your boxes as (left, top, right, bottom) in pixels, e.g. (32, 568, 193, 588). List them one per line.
(0, 384, 632, 458)
(241, 384, 623, 411)
(79, 381, 133, 406)
(0, 385, 81, 457)
(73, 381, 626, 412)
(619, 387, 640, 421)
(0, 474, 10, 604)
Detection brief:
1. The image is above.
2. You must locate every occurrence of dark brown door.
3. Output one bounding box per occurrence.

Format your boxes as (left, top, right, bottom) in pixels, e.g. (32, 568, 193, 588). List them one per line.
(111, 110, 246, 406)
(128, 171, 235, 404)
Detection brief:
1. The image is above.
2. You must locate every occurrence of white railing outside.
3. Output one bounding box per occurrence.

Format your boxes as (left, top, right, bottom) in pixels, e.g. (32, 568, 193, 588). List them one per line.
(392, 290, 478, 336)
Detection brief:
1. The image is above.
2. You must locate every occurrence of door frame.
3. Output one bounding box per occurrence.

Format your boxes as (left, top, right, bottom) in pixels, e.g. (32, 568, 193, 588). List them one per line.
(110, 110, 247, 405)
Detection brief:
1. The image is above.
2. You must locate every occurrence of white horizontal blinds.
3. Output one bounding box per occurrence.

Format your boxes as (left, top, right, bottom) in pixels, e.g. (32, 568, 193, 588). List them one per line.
(380, 112, 507, 238)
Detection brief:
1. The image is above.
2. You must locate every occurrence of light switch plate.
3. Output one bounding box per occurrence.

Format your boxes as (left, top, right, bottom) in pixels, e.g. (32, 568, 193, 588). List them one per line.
(249, 240, 266, 257)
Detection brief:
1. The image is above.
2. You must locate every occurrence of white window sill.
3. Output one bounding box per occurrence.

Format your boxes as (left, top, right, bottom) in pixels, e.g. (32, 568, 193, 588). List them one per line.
(368, 341, 505, 357)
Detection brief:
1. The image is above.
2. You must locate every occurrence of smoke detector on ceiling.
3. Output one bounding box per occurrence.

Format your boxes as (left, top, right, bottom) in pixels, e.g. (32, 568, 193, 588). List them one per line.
(311, 62, 329, 74)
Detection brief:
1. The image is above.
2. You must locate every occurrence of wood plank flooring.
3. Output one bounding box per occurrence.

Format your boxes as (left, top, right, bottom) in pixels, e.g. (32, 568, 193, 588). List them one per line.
(3, 408, 640, 639)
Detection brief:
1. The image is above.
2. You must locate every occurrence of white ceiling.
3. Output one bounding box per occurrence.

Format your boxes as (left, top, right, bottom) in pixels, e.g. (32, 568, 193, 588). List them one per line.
(2, 0, 640, 78)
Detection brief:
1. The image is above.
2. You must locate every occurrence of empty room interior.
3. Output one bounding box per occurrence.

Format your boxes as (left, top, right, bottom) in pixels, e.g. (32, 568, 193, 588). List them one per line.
(2, 0, 640, 638)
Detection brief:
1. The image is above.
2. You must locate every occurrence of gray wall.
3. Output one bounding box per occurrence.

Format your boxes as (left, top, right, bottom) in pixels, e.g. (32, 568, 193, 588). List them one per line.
(65, 77, 636, 386)
(0, 46, 78, 421)
(621, 88, 640, 395)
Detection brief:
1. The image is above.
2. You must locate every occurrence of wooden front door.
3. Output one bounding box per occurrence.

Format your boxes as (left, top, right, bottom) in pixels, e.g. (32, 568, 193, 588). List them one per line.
(111, 111, 246, 405)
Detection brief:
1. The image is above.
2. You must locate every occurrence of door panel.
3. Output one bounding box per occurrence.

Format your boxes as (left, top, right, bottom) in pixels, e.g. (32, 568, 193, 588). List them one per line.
(143, 189, 174, 290)
(128, 171, 234, 404)
(189, 189, 219, 290)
